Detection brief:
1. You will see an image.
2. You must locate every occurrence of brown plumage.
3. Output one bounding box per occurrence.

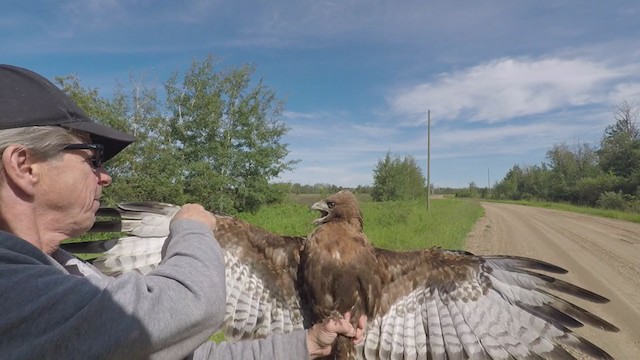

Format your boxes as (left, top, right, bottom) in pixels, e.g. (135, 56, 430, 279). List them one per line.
(303, 190, 385, 358)
(62, 193, 620, 360)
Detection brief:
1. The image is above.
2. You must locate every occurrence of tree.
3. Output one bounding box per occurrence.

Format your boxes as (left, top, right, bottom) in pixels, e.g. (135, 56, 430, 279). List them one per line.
(165, 56, 297, 212)
(544, 142, 600, 202)
(490, 100, 640, 210)
(59, 54, 297, 213)
(606, 100, 639, 140)
(371, 152, 426, 201)
(599, 101, 640, 193)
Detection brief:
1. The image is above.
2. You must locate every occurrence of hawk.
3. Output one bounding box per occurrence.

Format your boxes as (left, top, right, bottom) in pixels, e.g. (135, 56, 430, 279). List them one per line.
(62, 192, 619, 360)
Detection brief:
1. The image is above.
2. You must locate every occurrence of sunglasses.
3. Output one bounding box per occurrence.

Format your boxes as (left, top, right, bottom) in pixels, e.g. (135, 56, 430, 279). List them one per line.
(61, 143, 105, 168)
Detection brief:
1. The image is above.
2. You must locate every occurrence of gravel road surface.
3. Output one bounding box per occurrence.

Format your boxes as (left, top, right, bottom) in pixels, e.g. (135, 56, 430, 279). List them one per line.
(465, 202, 640, 359)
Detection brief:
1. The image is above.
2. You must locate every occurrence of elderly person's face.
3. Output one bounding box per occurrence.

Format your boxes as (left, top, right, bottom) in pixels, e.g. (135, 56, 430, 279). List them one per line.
(36, 135, 112, 242)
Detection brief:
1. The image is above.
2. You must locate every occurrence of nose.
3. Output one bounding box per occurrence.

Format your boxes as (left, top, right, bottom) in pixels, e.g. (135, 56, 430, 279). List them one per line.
(97, 167, 113, 186)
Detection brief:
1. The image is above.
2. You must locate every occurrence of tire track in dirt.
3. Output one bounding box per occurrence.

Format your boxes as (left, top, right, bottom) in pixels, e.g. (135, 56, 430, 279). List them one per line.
(465, 202, 640, 359)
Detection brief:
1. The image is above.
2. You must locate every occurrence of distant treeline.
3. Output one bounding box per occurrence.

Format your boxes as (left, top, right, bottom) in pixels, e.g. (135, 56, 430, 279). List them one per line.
(461, 101, 640, 213)
(275, 182, 372, 195)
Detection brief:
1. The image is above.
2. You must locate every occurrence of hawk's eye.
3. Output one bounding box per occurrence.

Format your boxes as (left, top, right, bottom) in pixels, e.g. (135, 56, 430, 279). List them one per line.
(327, 201, 335, 209)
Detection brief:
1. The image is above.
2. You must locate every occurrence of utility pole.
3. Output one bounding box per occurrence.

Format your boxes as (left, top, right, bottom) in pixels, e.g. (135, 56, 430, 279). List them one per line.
(488, 168, 491, 196)
(427, 110, 431, 211)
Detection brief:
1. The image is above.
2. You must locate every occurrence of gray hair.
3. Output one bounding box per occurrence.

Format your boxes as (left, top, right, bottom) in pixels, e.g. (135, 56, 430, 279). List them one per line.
(0, 126, 84, 177)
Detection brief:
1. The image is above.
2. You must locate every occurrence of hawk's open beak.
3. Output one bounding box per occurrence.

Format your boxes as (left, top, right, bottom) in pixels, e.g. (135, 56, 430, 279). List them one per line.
(311, 200, 329, 225)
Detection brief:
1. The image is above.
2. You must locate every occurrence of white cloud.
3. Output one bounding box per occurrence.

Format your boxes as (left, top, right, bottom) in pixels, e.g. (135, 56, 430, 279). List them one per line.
(283, 110, 321, 119)
(390, 57, 632, 125)
(608, 83, 640, 104)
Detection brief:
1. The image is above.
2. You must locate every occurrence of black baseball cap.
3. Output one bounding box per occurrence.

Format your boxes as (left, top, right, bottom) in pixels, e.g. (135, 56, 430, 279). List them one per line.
(0, 64, 135, 161)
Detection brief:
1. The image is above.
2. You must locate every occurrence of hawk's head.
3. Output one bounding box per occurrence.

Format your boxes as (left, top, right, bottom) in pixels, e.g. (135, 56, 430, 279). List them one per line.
(311, 190, 362, 226)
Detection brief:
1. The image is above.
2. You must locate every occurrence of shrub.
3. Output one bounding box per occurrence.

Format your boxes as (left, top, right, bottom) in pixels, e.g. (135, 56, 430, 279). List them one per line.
(596, 191, 627, 211)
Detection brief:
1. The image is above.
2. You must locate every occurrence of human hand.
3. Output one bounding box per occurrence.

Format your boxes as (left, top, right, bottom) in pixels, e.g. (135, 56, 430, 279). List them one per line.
(306, 312, 367, 359)
(171, 203, 216, 230)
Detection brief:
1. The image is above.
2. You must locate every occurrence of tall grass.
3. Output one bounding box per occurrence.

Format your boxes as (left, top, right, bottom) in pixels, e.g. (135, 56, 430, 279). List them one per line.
(239, 197, 484, 251)
(238, 202, 317, 236)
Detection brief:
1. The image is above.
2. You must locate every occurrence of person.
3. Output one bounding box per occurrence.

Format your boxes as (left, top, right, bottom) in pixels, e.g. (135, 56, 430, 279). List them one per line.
(0, 64, 366, 359)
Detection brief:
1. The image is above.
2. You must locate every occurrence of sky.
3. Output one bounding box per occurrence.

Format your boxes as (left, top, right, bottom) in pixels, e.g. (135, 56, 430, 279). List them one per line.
(3, 0, 640, 188)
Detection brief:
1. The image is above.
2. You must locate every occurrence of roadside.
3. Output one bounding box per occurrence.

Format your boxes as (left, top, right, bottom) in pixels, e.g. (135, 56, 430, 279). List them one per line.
(465, 202, 640, 359)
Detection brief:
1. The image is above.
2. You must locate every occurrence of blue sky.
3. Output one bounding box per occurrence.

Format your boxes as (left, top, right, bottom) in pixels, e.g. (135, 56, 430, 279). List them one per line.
(3, 1, 640, 188)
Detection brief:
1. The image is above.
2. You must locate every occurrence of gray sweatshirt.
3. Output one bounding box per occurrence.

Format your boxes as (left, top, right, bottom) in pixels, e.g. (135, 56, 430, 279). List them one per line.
(0, 219, 308, 359)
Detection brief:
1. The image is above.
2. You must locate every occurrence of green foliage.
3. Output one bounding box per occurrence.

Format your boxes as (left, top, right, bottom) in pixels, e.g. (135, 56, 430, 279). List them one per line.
(492, 101, 640, 212)
(599, 133, 640, 179)
(455, 182, 484, 198)
(596, 191, 628, 211)
(163, 56, 296, 213)
(59, 55, 295, 212)
(574, 173, 622, 206)
(492, 165, 550, 201)
(281, 182, 348, 196)
(371, 152, 426, 202)
(597, 100, 640, 196)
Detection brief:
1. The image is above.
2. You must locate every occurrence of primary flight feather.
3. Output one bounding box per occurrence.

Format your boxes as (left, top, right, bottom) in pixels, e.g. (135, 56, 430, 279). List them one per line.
(62, 191, 619, 359)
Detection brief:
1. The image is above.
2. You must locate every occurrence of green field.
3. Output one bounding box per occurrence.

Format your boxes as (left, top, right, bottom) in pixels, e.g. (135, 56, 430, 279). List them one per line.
(239, 196, 484, 251)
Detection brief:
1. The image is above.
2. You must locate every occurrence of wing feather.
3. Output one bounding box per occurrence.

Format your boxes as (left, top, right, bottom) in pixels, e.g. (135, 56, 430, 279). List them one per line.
(64, 203, 618, 360)
(435, 294, 464, 360)
(390, 301, 406, 360)
(446, 297, 487, 359)
(379, 306, 396, 359)
(401, 291, 418, 360)
(62, 203, 306, 342)
(363, 317, 383, 359)
(412, 290, 428, 360)
(369, 248, 616, 360)
(456, 295, 512, 359)
(425, 291, 447, 360)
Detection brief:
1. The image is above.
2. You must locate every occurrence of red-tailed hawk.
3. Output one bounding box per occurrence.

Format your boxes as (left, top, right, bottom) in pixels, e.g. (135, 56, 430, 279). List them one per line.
(62, 192, 618, 360)
(304, 190, 385, 358)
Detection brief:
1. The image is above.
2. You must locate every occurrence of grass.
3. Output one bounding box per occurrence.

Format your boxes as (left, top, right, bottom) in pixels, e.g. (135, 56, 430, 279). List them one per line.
(239, 196, 484, 251)
(485, 198, 640, 224)
(363, 199, 483, 250)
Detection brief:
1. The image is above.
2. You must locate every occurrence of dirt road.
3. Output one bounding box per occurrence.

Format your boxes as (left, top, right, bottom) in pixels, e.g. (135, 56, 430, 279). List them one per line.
(465, 202, 640, 359)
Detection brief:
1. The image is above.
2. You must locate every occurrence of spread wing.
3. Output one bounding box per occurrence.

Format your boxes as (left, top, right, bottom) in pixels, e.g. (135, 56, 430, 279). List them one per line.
(64, 202, 618, 359)
(362, 247, 618, 360)
(61, 202, 308, 341)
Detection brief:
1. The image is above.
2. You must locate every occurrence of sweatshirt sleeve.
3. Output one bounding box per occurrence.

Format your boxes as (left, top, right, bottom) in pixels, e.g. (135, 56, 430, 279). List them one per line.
(191, 329, 310, 360)
(0, 219, 226, 360)
(97, 218, 228, 359)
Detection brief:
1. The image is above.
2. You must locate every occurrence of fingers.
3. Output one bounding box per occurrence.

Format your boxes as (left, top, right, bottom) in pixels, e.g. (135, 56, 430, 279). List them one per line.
(327, 313, 367, 342)
(343, 311, 352, 322)
(306, 313, 368, 359)
(172, 203, 217, 230)
(358, 314, 367, 330)
(353, 315, 367, 344)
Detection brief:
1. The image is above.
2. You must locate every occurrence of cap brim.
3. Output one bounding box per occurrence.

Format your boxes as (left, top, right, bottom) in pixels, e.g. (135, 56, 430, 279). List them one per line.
(63, 121, 135, 161)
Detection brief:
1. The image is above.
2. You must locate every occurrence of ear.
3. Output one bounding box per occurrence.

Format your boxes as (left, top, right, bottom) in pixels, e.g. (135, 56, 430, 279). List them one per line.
(1, 145, 41, 197)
